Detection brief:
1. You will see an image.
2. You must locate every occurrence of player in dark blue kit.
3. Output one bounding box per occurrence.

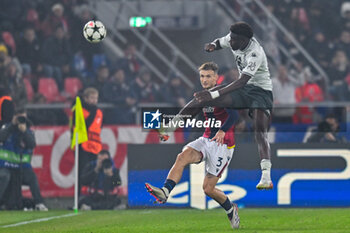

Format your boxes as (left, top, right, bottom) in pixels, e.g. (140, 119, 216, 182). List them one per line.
(145, 62, 240, 229)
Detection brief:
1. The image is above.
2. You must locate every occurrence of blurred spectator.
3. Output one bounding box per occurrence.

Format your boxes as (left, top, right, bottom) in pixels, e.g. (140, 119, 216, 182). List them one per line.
(0, 44, 22, 87)
(0, 0, 22, 33)
(340, 2, 350, 30)
(102, 68, 137, 124)
(79, 150, 122, 210)
(41, 3, 69, 38)
(0, 109, 47, 210)
(6, 62, 27, 107)
(1, 31, 16, 56)
(0, 44, 26, 107)
(259, 2, 281, 65)
(89, 65, 110, 93)
(42, 25, 72, 91)
(328, 50, 350, 101)
(116, 44, 142, 80)
(16, 27, 42, 77)
(25, 4, 41, 32)
(161, 74, 187, 107)
(70, 88, 103, 197)
(335, 30, 350, 56)
(307, 31, 330, 70)
(285, 6, 310, 44)
(272, 65, 301, 123)
(131, 67, 161, 103)
(73, 51, 89, 80)
(307, 114, 347, 143)
(0, 86, 14, 128)
(293, 67, 324, 124)
(61, 63, 78, 80)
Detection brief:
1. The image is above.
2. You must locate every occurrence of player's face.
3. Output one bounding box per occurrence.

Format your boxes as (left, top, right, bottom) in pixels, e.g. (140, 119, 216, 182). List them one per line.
(199, 70, 217, 89)
(229, 33, 243, 50)
(85, 93, 99, 106)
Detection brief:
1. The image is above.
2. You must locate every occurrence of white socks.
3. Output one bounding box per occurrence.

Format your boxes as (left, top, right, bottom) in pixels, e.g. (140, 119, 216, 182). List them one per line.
(162, 187, 170, 197)
(260, 159, 272, 181)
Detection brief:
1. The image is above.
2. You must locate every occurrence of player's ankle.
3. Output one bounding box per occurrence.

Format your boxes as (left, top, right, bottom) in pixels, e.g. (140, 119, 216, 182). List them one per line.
(163, 179, 176, 194)
(260, 159, 271, 171)
(161, 187, 169, 197)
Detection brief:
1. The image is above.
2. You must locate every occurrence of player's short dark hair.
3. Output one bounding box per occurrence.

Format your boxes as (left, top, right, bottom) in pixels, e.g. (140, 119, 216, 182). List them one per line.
(230, 22, 253, 39)
(198, 62, 219, 74)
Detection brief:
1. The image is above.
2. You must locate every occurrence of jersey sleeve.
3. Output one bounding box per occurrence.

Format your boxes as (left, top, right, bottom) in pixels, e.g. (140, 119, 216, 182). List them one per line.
(213, 33, 231, 49)
(241, 50, 263, 77)
(220, 108, 238, 132)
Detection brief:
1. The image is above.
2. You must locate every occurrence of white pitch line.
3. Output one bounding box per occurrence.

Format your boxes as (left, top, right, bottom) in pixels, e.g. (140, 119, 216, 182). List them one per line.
(1, 212, 80, 228)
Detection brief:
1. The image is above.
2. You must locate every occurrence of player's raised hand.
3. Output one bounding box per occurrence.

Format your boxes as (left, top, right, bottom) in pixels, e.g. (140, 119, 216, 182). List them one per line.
(204, 43, 215, 52)
(211, 130, 225, 145)
(194, 90, 212, 103)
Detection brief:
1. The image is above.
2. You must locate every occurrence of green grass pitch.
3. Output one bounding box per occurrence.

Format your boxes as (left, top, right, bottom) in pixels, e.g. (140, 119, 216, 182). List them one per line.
(0, 208, 349, 233)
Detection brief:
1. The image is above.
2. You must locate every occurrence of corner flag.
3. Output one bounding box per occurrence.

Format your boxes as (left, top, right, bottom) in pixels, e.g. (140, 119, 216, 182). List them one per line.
(71, 97, 88, 149)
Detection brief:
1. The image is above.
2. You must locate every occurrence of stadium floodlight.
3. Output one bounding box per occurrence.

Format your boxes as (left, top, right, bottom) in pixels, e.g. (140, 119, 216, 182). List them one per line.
(129, 16, 152, 27)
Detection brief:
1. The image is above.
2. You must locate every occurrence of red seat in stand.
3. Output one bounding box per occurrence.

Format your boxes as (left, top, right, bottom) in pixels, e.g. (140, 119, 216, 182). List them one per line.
(38, 78, 64, 102)
(64, 77, 82, 98)
(23, 79, 34, 101)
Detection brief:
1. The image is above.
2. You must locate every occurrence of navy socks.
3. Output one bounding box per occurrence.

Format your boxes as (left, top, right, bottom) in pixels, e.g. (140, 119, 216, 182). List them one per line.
(163, 179, 176, 193)
(220, 198, 233, 220)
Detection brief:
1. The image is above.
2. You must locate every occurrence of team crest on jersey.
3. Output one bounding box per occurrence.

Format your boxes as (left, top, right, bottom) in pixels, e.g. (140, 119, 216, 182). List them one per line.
(251, 52, 257, 57)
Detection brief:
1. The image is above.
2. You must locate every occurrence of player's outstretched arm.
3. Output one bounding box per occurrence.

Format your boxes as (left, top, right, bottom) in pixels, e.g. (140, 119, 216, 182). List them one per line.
(216, 74, 251, 96)
(158, 98, 202, 141)
(204, 33, 231, 52)
(194, 74, 251, 103)
(178, 98, 203, 117)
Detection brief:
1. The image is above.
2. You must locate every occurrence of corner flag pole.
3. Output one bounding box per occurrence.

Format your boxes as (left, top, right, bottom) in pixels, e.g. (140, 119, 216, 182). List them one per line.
(74, 132, 79, 214)
(71, 96, 88, 214)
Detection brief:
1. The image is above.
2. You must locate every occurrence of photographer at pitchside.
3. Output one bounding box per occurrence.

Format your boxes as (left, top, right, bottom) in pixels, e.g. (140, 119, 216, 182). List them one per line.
(0, 109, 47, 210)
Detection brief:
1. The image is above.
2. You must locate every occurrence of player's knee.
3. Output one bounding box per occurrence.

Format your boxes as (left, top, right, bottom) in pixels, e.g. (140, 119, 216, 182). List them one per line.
(202, 183, 214, 197)
(176, 151, 190, 165)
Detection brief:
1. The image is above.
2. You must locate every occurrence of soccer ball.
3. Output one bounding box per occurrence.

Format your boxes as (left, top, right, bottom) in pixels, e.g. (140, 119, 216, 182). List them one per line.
(83, 20, 107, 43)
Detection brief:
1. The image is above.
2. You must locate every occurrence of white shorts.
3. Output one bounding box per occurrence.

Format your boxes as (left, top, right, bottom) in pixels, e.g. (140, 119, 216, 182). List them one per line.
(184, 137, 234, 177)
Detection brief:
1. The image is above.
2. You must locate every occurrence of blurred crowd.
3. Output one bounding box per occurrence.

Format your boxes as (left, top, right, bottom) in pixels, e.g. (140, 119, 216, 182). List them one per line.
(0, 0, 349, 126)
(0, 0, 189, 125)
(240, 0, 350, 103)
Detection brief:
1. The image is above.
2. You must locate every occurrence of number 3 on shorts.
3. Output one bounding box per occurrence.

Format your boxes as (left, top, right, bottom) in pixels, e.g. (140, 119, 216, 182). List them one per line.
(216, 157, 223, 167)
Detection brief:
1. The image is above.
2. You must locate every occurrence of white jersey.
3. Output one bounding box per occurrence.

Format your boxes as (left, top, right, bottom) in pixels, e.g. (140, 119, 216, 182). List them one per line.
(216, 34, 272, 91)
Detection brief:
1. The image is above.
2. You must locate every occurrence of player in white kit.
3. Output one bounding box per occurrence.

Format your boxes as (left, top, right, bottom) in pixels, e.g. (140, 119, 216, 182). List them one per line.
(195, 22, 273, 190)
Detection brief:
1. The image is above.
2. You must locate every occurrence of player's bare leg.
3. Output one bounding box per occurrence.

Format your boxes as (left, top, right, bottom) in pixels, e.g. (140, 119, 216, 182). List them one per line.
(167, 147, 202, 183)
(145, 147, 202, 203)
(253, 109, 273, 190)
(203, 174, 240, 229)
